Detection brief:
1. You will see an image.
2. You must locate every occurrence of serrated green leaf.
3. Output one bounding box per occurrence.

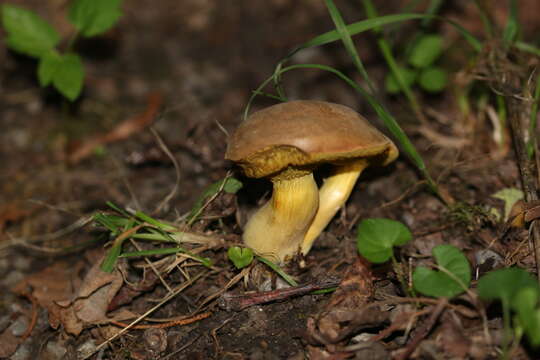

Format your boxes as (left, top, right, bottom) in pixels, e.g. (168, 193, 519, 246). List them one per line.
(228, 246, 254, 269)
(1, 4, 60, 57)
(68, 0, 123, 37)
(492, 188, 524, 221)
(478, 267, 539, 303)
(37, 51, 61, 86)
(51, 53, 84, 101)
(418, 66, 447, 93)
(356, 218, 412, 263)
(413, 244, 471, 298)
(385, 66, 417, 94)
(408, 34, 444, 68)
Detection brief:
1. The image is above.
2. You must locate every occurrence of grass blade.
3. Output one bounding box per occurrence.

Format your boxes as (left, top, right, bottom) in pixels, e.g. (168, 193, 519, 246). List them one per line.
(256, 256, 299, 287)
(503, 0, 519, 48)
(325, 0, 375, 93)
(272, 63, 438, 193)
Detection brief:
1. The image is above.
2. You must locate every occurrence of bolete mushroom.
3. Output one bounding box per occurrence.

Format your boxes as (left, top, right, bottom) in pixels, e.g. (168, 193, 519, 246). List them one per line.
(226, 100, 398, 263)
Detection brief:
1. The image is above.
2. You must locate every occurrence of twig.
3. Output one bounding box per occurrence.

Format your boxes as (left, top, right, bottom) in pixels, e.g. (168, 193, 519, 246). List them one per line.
(218, 278, 340, 311)
(110, 311, 211, 329)
(151, 126, 182, 215)
(21, 294, 38, 341)
(82, 270, 208, 359)
(488, 47, 540, 282)
(396, 297, 448, 360)
(211, 314, 238, 358)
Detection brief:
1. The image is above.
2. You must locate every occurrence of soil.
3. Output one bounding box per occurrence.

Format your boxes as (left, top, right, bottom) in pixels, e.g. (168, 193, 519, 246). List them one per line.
(1, 1, 540, 359)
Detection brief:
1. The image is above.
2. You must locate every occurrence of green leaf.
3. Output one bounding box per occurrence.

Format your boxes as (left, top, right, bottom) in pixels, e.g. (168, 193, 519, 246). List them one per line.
(100, 242, 122, 272)
(512, 286, 540, 346)
(1, 4, 60, 57)
(356, 218, 412, 263)
(188, 177, 243, 223)
(408, 34, 444, 68)
(413, 244, 471, 298)
(38, 51, 61, 86)
(492, 188, 524, 221)
(228, 246, 254, 269)
(418, 66, 447, 93)
(50, 53, 84, 101)
(478, 268, 539, 304)
(69, 0, 123, 37)
(222, 177, 243, 193)
(385, 66, 417, 94)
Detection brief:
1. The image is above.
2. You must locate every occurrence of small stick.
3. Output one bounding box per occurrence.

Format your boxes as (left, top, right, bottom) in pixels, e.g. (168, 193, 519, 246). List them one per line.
(396, 297, 448, 360)
(218, 278, 340, 311)
(110, 311, 211, 329)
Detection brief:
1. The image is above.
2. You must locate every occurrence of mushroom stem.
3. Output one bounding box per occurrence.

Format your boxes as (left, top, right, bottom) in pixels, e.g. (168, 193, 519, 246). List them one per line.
(243, 171, 319, 263)
(301, 159, 368, 255)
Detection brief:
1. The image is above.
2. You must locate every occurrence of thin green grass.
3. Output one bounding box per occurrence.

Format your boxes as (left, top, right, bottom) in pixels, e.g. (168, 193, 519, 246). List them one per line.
(245, 10, 484, 200)
(95, 204, 213, 272)
(359, 0, 424, 122)
(503, 0, 519, 49)
(256, 256, 299, 287)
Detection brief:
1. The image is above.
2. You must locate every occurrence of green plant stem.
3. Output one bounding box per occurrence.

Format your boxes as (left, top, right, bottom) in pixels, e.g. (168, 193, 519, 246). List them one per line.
(501, 298, 511, 360)
(361, 0, 427, 123)
(377, 39, 427, 123)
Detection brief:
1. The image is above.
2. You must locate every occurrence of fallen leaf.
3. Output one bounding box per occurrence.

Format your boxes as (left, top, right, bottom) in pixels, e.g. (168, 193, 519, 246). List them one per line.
(13, 254, 126, 335)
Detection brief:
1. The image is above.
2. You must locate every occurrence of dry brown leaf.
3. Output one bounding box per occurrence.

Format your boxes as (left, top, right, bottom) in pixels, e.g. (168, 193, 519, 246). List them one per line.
(13, 255, 126, 335)
(0, 326, 23, 358)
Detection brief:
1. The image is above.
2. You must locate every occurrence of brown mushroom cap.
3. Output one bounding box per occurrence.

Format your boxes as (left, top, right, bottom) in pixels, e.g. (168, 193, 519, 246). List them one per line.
(226, 100, 398, 178)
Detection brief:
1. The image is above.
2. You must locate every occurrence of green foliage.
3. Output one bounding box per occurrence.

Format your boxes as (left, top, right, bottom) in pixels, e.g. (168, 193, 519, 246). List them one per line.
(478, 267, 538, 304)
(188, 177, 243, 223)
(38, 52, 84, 101)
(256, 256, 299, 287)
(478, 268, 540, 348)
(94, 203, 212, 272)
(383, 33, 448, 95)
(513, 287, 540, 346)
(385, 66, 417, 94)
(356, 218, 412, 263)
(227, 246, 254, 269)
(1, 4, 60, 57)
(492, 188, 524, 221)
(69, 0, 123, 37)
(413, 245, 471, 298)
(408, 34, 444, 68)
(1, 1, 123, 101)
(418, 66, 447, 93)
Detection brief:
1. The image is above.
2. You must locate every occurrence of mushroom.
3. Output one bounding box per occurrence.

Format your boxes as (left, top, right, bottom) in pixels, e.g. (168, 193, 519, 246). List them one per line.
(225, 100, 398, 263)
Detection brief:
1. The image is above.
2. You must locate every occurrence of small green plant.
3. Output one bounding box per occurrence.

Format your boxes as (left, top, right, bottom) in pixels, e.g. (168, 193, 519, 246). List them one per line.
(1, 0, 123, 101)
(227, 246, 254, 269)
(385, 34, 448, 94)
(187, 176, 243, 224)
(478, 268, 540, 356)
(94, 202, 212, 272)
(356, 218, 412, 263)
(413, 244, 471, 298)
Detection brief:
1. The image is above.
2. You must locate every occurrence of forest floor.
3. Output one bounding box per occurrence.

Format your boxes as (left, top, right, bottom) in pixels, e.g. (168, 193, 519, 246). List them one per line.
(2, 0, 540, 359)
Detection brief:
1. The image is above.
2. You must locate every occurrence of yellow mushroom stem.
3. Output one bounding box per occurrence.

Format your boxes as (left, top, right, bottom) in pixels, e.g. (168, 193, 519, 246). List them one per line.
(301, 159, 368, 255)
(243, 170, 319, 263)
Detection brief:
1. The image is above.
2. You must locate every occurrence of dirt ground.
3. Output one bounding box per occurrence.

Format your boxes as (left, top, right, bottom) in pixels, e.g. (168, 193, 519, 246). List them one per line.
(2, 0, 540, 359)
